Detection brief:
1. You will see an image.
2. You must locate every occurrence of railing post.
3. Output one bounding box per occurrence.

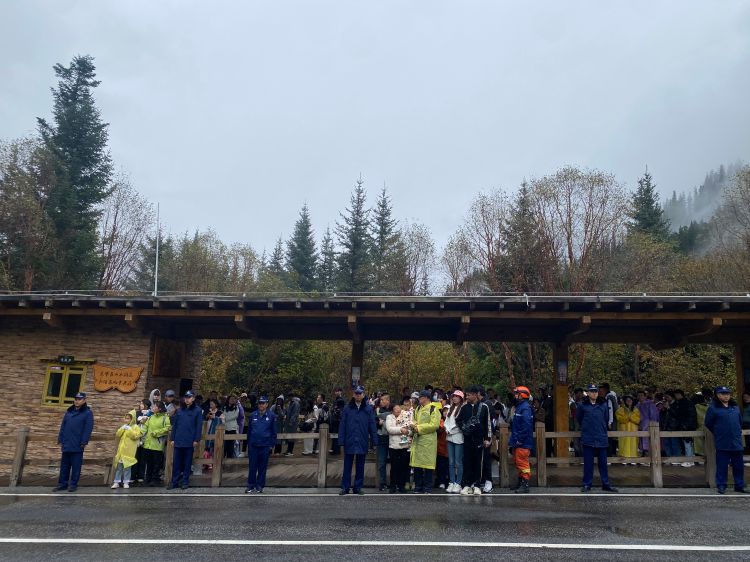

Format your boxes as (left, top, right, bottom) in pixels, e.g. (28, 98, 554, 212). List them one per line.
(10, 426, 30, 488)
(535, 422, 547, 487)
(649, 422, 663, 488)
(164, 440, 175, 487)
(105, 437, 118, 485)
(704, 426, 716, 489)
(498, 423, 509, 489)
(212, 426, 225, 487)
(317, 424, 329, 489)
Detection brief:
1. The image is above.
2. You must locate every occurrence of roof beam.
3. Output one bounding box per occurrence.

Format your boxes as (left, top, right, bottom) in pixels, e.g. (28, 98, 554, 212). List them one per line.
(124, 313, 142, 330)
(42, 312, 62, 328)
(234, 314, 257, 338)
(457, 315, 470, 344)
(563, 316, 592, 345)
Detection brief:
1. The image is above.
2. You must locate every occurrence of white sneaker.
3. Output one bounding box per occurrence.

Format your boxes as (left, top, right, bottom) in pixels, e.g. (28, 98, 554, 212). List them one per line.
(483, 481, 493, 494)
(438, 483, 446, 489)
(681, 462, 694, 468)
(472, 486, 482, 495)
(460, 486, 472, 495)
(110, 483, 119, 489)
(123, 482, 129, 489)
(451, 483, 460, 493)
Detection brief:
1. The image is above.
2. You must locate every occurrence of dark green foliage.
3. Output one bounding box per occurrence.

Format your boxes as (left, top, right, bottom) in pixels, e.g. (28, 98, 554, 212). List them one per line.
(126, 233, 177, 292)
(335, 177, 372, 292)
(317, 227, 336, 292)
(676, 221, 712, 255)
(37, 55, 112, 288)
(370, 186, 401, 292)
(629, 170, 671, 241)
(286, 204, 318, 291)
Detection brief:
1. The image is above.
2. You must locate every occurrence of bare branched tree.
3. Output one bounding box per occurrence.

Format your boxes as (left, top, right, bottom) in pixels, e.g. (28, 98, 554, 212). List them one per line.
(400, 222, 436, 295)
(97, 174, 155, 290)
(528, 166, 627, 292)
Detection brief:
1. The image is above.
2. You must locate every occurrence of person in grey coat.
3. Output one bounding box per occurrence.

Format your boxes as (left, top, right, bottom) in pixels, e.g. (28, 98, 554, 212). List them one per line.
(283, 394, 301, 456)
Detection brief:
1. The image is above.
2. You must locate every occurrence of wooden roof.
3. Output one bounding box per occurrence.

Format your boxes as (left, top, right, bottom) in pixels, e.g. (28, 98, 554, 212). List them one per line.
(2, 293, 750, 346)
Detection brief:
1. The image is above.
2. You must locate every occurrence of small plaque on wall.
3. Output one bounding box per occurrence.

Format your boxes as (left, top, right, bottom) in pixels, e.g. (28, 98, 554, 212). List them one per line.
(93, 365, 143, 393)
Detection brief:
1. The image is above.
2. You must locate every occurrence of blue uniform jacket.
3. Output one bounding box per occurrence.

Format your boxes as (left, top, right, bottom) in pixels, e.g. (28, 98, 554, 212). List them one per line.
(337, 400, 378, 455)
(58, 404, 94, 453)
(705, 400, 743, 451)
(577, 398, 609, 448)
(510, 399, 534, 449)
(247, 408, 277, 448)
(171, 404, 203, 447)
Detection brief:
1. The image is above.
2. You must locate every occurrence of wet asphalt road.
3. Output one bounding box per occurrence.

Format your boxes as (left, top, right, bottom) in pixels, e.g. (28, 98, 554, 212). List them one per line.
(0, 488, 749, 561)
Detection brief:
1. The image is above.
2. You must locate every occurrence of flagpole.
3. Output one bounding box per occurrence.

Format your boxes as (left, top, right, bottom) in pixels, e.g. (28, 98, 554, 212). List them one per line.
(153, 202, 160, 297)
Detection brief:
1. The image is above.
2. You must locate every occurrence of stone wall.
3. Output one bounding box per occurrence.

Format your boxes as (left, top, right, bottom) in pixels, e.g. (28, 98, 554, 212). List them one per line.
(0, 317, 202, 469)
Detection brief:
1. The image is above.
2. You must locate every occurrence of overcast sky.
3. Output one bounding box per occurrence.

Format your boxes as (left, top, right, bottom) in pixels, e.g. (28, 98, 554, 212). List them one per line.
(2, 1, 749, 254)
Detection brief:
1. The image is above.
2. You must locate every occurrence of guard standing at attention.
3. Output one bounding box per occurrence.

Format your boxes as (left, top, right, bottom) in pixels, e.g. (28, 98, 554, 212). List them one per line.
(577, 383, 618, 493)
(246, 395, 277, 493)
(704, 386, 747, 494)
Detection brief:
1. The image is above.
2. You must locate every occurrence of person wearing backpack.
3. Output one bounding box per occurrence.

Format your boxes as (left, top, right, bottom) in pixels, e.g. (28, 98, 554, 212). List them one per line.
(444, 390, 465, 494)
(458, 385, 492, 495)
(409, 390, 441, 494)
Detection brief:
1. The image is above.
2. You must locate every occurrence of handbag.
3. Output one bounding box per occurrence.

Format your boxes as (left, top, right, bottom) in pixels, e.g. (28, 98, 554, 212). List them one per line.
(461, 403, 485, 435)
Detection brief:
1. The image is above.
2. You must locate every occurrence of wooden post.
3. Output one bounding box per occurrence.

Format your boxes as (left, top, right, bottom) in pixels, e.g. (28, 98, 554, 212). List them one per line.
(649, 422, 663, 488)
(552, 343, 569, 458)
(164, 440, 174, 487)
(736, 344, 750, 404)
(498, 423, 510, 489)
(105, 442, 118, 485)
(317, 424, 329, 489)
(704, 426, 716, 489)
(535, 422, 547, 487)
(351, 341, 364, 388)
(10, 426, 29, 488)
(212, 425, 225, 487)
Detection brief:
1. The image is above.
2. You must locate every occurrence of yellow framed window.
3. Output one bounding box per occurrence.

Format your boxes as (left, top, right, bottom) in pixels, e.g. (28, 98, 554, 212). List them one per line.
(43, 364, 86, 406)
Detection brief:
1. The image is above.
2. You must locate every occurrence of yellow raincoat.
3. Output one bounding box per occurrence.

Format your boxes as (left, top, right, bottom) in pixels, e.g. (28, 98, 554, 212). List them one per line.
(615, 405, 641, 458)
(114, 425, 143, 468)
(409, 403, 441, 470)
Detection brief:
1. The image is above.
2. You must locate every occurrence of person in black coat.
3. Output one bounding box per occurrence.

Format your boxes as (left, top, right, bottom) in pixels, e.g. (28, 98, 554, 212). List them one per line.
(577, 384, 617, 493)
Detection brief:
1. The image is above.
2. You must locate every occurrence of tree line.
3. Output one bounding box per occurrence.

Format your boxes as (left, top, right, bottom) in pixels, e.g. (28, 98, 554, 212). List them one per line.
(1, 55, 748, 399)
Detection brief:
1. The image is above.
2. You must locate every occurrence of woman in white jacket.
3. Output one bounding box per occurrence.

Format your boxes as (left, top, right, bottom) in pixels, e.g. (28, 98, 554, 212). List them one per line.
(385, 405, 411, 493)
(444, 390, 465, 493)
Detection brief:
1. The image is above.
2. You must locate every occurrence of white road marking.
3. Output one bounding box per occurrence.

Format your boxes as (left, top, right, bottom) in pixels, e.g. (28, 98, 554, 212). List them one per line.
(0, 538, 747, 550)
(0, 492, 744, 498)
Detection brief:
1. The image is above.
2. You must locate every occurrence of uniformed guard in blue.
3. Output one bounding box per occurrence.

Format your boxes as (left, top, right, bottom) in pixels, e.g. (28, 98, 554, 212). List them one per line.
(168, 390, 203, 490)
(704, 386, 747, 494)
(246, 395, 277, 493)
(55, 392, 94, 492)
(577, 383, 618, 493)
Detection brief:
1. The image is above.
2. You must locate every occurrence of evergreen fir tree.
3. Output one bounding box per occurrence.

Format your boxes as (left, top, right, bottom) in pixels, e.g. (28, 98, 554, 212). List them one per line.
(629, 170, 671, 241)
(269, 237, 285, 278)
(335, 176, 372, 293)
(317, 227, 336, 292)
(37, 55, 112, 288)
(370, 185, 401, 292)
(285, 204, 318, 292)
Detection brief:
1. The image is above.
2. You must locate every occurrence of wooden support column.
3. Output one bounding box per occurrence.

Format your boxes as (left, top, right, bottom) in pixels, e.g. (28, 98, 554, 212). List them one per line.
(736, 344, 750, 400)
(211, 425, 225, 487)
(552, 343, 569, 458)
(317, 423, 329, 488)
(10, 426, 29, 488)
(351, 340, 364, 389)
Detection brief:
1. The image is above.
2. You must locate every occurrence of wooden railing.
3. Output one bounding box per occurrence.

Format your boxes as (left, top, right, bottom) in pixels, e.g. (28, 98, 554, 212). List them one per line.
(497, 421, 750, 489)
(4, 421, 750, 489)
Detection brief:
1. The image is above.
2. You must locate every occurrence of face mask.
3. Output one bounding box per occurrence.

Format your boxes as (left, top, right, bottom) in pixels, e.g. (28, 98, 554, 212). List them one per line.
(432, 394, 438, 401)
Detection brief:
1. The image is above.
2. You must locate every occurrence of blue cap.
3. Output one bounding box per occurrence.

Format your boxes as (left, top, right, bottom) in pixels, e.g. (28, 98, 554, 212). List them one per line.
(184, 390, 195, 398)
(419, 389, 432, 399)
(354, 385, 365, 394)
(586, 384, 598, 392)
(715, 386, 731, 394)
(74, 392, 86, 399)
(258, 395, 269, 403)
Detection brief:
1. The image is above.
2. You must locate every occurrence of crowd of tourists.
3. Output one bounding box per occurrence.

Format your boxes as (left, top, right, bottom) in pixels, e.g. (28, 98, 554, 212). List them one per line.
(53, 382, 749, 495)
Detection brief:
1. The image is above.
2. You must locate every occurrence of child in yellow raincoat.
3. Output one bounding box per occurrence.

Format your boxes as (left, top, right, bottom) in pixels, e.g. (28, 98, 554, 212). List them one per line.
(112, 414, 143, 489)
(615, 396, 641, 462)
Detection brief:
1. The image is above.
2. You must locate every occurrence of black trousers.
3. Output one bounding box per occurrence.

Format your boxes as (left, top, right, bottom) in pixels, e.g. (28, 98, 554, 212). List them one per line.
(389, 448, 410, 490)
(481, 445, 493, 484)
(143, 448, 164, 484)
(463, 443, 484, 487)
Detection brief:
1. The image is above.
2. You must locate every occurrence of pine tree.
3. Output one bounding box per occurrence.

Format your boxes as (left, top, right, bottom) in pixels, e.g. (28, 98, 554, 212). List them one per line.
(629, 170, 671, 241)
(370, 185, 401, 292)
(285, 204, 318, 291)
(317, 227, 336, 292)
(37, 55, 112, 288)
(269, 237, 285, 278)
(126, 233, 176, 292)
(336, 176, 372, 293)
